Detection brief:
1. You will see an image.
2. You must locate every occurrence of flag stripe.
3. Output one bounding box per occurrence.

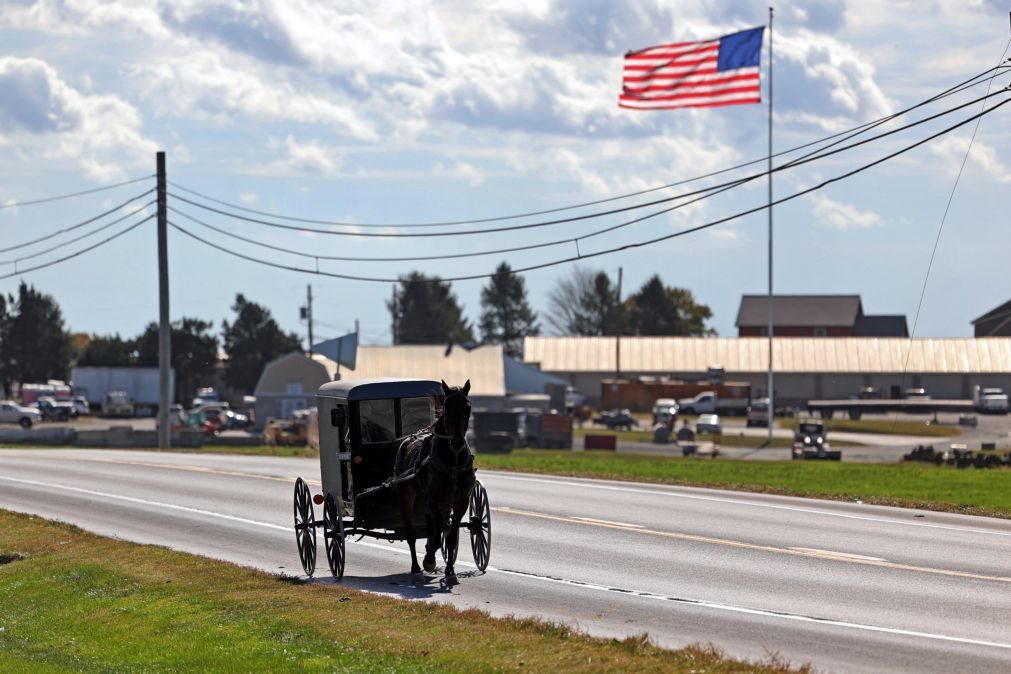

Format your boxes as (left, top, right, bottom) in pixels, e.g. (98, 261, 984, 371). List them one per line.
(619, 28, 763, 111)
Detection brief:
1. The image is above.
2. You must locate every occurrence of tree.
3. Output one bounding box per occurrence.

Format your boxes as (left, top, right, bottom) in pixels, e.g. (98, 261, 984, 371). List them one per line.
(388, 272, 475, 344)
(0, 282, 72, 389)
(625, 275, 716, 336)
(77, 334, 136, 367)
(135, 318, 219, 403)
(545, 267, 626, 336)
(478, 262, 539, 358)
(221, 295, 302, 394)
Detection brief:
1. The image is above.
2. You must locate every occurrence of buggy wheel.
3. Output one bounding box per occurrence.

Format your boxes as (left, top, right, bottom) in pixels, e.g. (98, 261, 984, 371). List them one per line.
(323, 493, 345, 580)
(468, 480, 491, 571)
(293, 477, 316, 576)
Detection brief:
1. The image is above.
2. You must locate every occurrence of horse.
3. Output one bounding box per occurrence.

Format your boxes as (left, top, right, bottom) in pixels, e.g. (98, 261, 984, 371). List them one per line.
(396, 379, 475, 585)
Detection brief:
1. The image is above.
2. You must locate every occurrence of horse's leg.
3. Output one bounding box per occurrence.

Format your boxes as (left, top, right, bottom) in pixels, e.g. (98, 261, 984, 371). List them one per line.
(422, 490, 442, 573)
(443, 493, 469, 585)
(399, 484, 421, 575)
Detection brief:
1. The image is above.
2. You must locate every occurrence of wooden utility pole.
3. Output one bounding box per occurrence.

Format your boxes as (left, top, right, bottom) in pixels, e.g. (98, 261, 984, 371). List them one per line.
(306, 284, 314, 355)
(156, 151, 171, 451)
(615, 266, 623, 379)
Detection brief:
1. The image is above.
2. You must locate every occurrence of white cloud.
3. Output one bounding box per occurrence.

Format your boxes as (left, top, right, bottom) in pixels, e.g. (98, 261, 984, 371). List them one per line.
(929, 134, 1011, 184)
(253, 135, 342, 176)
(433, 161, 486, 187)
(813, 195, 882, 230)
(239, 191, 258, 204)
(0, 56, 156, 181)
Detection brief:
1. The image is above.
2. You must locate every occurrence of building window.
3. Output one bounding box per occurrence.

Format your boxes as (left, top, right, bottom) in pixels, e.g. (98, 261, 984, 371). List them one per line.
(814, 327, 827, 337)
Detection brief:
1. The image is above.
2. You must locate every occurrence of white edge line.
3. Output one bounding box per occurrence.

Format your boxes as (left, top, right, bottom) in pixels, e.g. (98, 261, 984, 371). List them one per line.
(485, 472, 1011, 538)
(3, 474, 1010, 653)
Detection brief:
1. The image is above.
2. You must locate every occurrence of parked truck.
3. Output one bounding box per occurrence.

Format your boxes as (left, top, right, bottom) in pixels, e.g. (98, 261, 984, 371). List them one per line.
(676, 391, 750, 416)
(601, 378, 751, 414)
(973, 386, 1009, 414)
(71, 367, 174, 417)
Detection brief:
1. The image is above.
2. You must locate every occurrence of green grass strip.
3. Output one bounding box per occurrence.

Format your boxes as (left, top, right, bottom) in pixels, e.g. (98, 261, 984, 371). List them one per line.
(0, 511, 807, 673)
(475, 450, 1011, 519)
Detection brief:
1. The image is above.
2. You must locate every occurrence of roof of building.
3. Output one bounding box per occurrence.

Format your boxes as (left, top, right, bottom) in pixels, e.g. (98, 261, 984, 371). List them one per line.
(337, 344, 506, 397)
(736, 295, 862, 328)
(972, 299, 1011, 328)
(853, 314, 909, 337)
(318, 378, 444, 401)
(523, 336, 1011, 374)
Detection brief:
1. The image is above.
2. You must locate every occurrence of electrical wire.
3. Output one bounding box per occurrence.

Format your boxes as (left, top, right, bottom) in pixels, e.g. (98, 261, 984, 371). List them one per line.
(0, 189, 156, 254)
(0, 202, 155, 266)
(168, 95, 1011, 283)
(166, 84, 1011, 265)
(168, 85, 1010, 241)
(167, 63, 1010, 229)
(0, 214, 155, 281)
(167, 205, 571, 261)
(0, 175, 155, 209)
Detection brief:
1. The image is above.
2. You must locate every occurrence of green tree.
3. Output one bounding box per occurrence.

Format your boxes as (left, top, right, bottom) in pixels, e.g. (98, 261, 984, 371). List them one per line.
(388, 272, 475, 344)
(221, 295, 302, 394)
(77, 334, 136, 367)
(479, 262, 539, 358)
(0, 282, 72, 388)
(625, 275, 715, 336)
(135, 318, 219, 403)
(545, 267, 626, 336)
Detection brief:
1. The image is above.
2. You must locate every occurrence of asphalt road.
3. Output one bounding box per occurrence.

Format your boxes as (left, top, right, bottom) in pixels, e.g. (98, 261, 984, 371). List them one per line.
(2, 449, 1009, 674)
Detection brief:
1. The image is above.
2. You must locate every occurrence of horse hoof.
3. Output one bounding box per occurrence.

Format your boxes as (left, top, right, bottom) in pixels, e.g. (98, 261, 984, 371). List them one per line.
(445, 572, 459, 587)
(423, 558, 437, 573)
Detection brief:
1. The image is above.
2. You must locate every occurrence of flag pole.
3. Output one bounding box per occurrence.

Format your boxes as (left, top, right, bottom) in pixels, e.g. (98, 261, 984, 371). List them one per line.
(766, 6, 775, 441)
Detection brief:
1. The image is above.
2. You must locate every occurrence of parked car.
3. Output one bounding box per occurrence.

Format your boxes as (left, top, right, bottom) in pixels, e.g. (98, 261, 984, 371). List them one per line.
(651, 398, 679, 426)
(263, 418, 308, 446)
(696, 413, 722, 435)
(905, 388, 930, 399)
(72, 395, 91, 416)
(592, 409, 637, 430)
(102, 391, 135, 417)
(0, 400, 42, 428)
(745, 398, 770, 427)
(34, 396, 77, 421)
(792, 420, 841, 460)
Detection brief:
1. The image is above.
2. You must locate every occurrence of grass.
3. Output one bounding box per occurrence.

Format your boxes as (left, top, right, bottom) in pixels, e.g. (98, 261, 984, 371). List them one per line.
(0, 510, 806, 673)
(475, 450, 1011, 519)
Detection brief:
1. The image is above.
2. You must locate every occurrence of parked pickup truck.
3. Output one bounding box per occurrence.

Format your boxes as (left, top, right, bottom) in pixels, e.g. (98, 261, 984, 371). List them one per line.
(677, 391, 748, 416)
(974, 386, 1009, 414)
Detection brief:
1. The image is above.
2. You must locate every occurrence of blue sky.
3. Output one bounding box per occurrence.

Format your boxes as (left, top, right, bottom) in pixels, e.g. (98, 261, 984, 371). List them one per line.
(1, 0, 1009, 346)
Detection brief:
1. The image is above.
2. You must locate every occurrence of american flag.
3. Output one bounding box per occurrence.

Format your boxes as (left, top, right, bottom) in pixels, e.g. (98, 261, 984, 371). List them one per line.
(619, 27, 765, 110)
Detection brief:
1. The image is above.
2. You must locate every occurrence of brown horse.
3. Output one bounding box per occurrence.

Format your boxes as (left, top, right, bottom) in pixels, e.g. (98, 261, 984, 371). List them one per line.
(396, 379, 474, 584)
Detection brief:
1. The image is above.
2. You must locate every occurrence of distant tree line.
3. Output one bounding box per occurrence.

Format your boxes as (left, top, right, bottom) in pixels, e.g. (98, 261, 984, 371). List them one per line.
(0, 266, 713, 400)
(389, 262, 714, 352)
(0, 285, 299, 402)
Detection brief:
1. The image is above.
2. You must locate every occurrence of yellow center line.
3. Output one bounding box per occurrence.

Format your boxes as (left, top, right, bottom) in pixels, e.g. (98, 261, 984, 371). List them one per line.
(492, 506, 1011, 585)
(32, 455, 302, 485)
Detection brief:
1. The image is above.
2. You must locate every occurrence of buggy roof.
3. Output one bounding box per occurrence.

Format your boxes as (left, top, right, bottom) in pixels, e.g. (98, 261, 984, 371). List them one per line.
(317, 377, 443, 402)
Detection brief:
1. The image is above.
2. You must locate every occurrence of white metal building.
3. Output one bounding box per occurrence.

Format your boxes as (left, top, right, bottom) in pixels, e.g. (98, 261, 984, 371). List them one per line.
(523, 336, 1011, 405)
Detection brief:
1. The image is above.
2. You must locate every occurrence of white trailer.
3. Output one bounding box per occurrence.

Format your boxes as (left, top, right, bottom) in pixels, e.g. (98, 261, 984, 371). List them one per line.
(71, 367, 175, 416)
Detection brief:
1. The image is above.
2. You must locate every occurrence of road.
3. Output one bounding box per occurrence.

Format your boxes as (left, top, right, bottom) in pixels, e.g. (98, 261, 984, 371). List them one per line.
(1, 449, 1009, 673)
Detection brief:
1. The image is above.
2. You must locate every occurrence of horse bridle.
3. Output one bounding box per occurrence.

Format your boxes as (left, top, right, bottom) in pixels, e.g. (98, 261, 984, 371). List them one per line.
(431, 391, 472, 475)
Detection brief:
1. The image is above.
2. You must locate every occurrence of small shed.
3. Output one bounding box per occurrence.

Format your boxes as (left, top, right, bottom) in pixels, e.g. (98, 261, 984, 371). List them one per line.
(253, 352, 336, 427)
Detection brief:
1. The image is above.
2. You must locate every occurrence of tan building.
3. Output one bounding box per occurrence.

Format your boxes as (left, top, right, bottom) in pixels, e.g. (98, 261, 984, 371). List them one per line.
(523, 336, 1011, 406)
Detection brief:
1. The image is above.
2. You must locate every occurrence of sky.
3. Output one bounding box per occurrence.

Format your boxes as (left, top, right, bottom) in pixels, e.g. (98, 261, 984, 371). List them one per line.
(1, 0, 1010, 348)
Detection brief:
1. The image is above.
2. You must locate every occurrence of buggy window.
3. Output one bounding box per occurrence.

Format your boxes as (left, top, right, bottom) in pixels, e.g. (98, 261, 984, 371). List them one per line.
(359, 399, 396, 444)
(401, 396, 434, 435)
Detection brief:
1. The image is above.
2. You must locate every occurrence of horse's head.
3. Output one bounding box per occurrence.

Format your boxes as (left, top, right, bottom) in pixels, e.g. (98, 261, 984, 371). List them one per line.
(439, 379, 472, 446)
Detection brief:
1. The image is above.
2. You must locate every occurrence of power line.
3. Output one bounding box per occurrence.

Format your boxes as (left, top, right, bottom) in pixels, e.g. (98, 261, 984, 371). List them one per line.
(0, 175, 155, 209)
(166, 64, 1009, 229)
(167, 84, 1010, 241)
(0, 214, 154, 281)
(0, 202, 156, 266)
(0, 189, 156, 254)
(167, 86, 1010, 263)
(167, 94, 1010, 283)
